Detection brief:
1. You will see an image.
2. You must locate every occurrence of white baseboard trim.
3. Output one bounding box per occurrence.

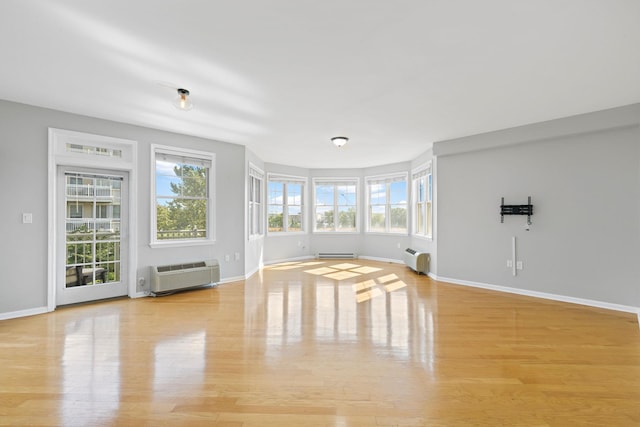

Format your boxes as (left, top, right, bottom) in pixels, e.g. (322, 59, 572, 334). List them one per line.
(219, 275, 246, 285)
(131, 291, 147, 299)
(436, 275, 640, 315)
(244, 266, 260, 280)
(0, 306, 49, 321)
(358, 256, 403, 264)
(263, 255, 314, 266)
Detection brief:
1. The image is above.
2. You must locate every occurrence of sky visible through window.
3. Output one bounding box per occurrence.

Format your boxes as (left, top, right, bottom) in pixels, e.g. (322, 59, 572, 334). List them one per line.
(268, 181, 407, 207)
(156, 159, 207, 205)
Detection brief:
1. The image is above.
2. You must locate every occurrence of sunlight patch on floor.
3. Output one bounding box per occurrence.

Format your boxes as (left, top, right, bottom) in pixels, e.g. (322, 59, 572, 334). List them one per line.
(325, 271, 362, 281)
(304, 267, 338, 275)
(384, 281, 407, 293)
(269, 260, 408, 304)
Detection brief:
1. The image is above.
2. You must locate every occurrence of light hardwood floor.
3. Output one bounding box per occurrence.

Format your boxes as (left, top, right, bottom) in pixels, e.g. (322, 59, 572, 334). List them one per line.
(1, 259, 639, 426)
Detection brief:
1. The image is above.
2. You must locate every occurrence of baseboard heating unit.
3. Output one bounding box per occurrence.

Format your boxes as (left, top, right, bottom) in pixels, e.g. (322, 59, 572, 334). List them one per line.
(403, 248, 429, 275)
(317, 252, 357, 259)
(151, 259, 220, 294)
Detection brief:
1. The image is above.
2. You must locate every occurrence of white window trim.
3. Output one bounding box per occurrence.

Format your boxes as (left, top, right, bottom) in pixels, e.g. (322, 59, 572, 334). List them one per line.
(150, 144, 216, 248)
(411, 162, 433, 240)
(248, 163, 265, 240)
(312, 177, 360, 234)
(267, 173, 307, 235)
(365, 172, 409, 235)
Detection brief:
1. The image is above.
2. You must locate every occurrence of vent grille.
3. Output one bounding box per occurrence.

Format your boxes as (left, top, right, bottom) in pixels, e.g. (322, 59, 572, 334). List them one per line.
(317, 252, 357, 259)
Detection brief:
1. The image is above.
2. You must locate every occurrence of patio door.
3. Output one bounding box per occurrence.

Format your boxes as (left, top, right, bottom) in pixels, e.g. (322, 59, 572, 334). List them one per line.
(56, 168, 128, 306)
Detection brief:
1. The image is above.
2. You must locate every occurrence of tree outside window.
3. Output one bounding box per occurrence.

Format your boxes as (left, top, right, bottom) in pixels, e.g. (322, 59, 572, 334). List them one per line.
(314, 179, 358, 232)
(366, 174, 407, 234)
(267, 174, 305, 233)
(154, 149, 212, 243)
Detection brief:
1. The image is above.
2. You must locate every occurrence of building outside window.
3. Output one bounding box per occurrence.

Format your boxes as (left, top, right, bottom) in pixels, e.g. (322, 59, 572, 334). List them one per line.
(313, 178, 358, 232)
(267, 174, 305, 233)
(365, 173, 408, 234)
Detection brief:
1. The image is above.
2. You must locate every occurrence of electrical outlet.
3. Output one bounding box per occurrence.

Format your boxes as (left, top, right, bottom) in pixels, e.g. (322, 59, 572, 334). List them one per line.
(516, 261, 523, 270)
(22, 213, 33, 224)
(507, 260, 513, 268)
(235, 252, 240, 261)
(225, 254, 230, 262)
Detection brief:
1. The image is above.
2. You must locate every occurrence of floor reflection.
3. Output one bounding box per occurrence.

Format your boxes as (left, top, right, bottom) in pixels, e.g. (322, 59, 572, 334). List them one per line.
(62, 312, 120, 424)
(153, 331, 206, 396)
(254, 260, 437, 370)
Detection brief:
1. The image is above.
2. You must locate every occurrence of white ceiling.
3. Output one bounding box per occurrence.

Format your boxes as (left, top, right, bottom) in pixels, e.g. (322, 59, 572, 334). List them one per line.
(1, 1, 639, 168)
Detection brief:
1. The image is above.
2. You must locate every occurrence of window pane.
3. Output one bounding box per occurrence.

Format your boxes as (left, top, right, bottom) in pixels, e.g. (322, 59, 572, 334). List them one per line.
(268, 182, 283, 204)
(315, 206, 334, 231)
(369, 183, 386, 205)
(337, 207, 356, 231)
(370, 205, 385, 232)
(268, 205, 284, 232)
(390, 205, 407, 232)
(156, 199, 207, 240)
(288, 206, 302, 232)
(417, 201, 425, 235)
(316, 185, 334, 206)
(155, 153, 210, 242)
(288, 183, 302, 205)
(389, 181, 406, 204)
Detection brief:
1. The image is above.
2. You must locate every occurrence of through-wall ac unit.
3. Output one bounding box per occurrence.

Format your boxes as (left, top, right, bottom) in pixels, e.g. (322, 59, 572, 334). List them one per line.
(403, 248, 429, 275)
(151, 259, 220, 294)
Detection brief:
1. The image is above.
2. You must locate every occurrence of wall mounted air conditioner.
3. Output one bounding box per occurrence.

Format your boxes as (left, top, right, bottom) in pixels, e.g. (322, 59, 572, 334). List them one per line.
(403, 248, 429, 275)
(151, 259, 220, 294)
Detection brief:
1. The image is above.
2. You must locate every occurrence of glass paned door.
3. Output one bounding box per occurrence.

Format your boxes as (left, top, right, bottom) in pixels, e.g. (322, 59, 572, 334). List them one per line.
(58, 169, 128, 305)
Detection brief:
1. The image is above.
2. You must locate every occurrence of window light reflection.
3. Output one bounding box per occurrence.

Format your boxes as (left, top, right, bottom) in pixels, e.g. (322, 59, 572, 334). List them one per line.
(62, 314, 120, 425)
(256, 260, 436, 370)
(153, 331, 206, 396)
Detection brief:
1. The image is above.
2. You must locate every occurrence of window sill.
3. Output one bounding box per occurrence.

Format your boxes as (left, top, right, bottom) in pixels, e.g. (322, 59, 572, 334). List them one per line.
(412, 234, 433, 242)
(312, 231, 360, 235)
(150, 239, 215, 249)
(365, 231, 410, 237)
(267, 231, 307, 237)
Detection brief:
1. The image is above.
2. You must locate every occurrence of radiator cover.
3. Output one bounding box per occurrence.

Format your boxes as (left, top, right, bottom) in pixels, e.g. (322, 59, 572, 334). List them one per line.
(403, 248, 429, 275)
(151, 259, 220, 294)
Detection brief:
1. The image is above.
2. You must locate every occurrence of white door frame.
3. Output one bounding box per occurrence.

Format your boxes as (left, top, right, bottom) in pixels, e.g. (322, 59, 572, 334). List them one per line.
(48, 128, 139, 311)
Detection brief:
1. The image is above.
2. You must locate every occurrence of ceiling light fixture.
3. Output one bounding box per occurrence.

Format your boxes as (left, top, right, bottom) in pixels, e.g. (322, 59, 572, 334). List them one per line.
(173, 88, 193, 111)
(331, 136, 348, 148)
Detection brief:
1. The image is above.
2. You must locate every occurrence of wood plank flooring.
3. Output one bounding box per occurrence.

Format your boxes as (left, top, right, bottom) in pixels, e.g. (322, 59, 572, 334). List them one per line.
(1, 259, 639, 426)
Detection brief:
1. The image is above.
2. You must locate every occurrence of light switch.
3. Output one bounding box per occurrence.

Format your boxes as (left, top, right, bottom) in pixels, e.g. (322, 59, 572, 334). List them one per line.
(22, 213, 33, 224)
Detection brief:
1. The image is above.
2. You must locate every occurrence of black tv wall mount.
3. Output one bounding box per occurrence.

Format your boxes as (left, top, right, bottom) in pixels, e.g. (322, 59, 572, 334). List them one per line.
(500, 196, 533, 225)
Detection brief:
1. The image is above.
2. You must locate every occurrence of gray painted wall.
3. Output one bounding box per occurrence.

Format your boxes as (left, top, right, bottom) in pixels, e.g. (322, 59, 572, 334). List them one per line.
(4, 96, 635, 318)
(0, 100, 246, 315)
(435, 104, 640, 306)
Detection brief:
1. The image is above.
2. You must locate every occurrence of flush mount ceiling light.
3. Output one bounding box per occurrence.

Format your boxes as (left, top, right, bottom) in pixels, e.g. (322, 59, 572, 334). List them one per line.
(173, 88, 193, 111)
(331, 136, 349, 148)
